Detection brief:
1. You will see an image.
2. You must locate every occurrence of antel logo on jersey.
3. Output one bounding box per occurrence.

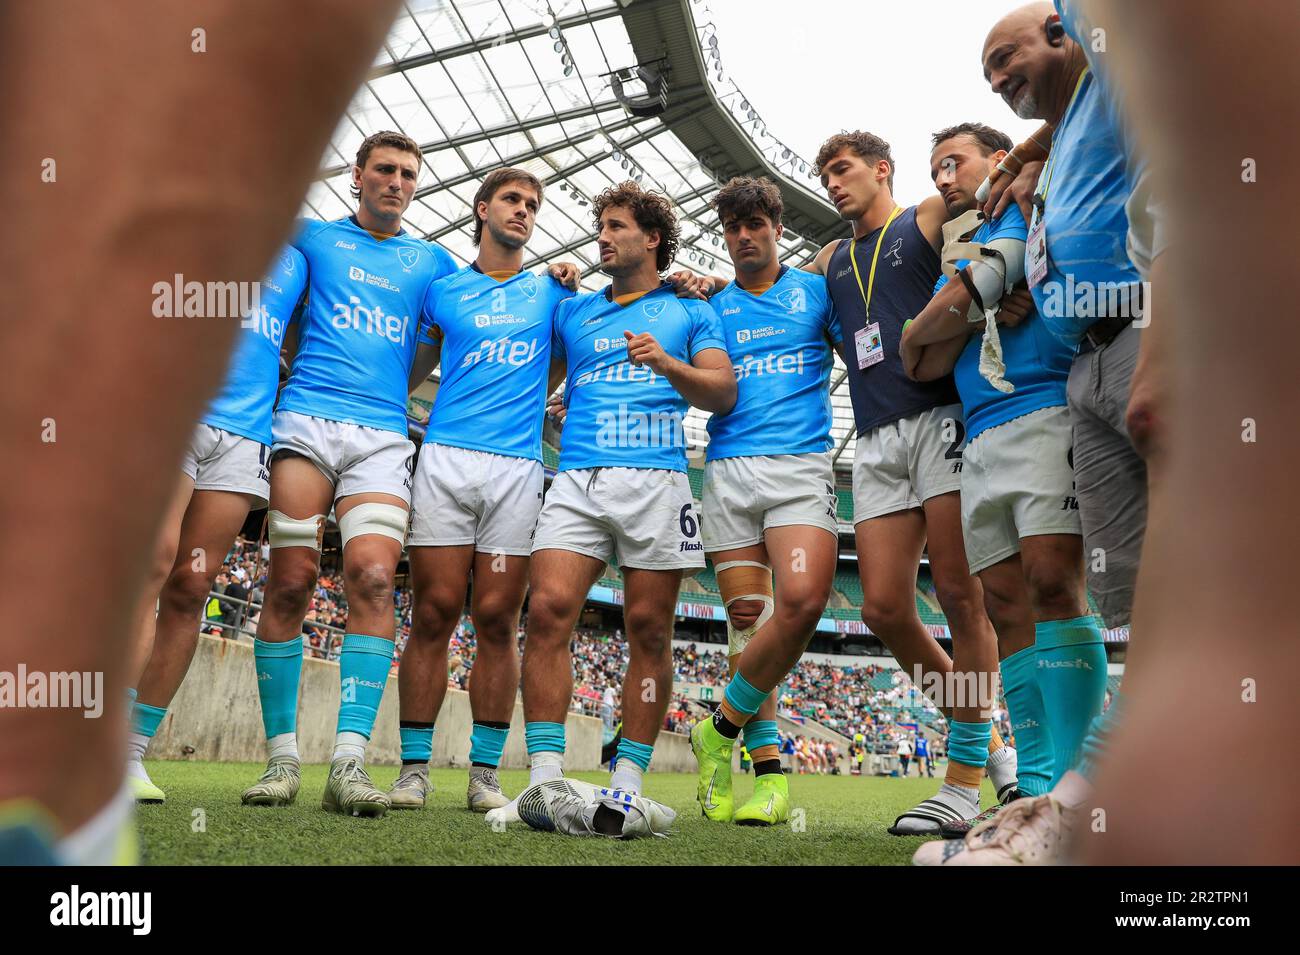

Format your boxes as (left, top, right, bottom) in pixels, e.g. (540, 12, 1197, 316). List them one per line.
(642, 299, 666, 320)
(775, 287, 807, 312)
(397, 247, 420, 271)
(331, 297, 412, 345)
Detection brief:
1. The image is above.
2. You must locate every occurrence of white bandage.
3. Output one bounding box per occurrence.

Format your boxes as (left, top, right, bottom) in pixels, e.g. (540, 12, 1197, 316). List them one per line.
(267, 511, 326, 551)
(715, 560, 775, 657)
(337, 502, 408, 549)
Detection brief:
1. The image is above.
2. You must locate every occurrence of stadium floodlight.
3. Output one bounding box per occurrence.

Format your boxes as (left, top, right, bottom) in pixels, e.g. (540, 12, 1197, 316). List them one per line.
(610, 63, 668, 118)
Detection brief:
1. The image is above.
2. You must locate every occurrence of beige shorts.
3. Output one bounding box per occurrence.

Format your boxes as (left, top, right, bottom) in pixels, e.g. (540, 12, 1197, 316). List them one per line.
(408, 442, 543, 555)
(701, 452, 839, 551)
(183, 423, 270, 508)
(532, 467, 704, 571)
(852, 403, 965, 523)
(960, 405, 1082, 574)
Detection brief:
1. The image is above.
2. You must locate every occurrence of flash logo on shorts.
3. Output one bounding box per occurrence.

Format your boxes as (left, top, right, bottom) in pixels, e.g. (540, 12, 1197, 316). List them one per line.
(1061, 495, 1079, 510)
(679, 540, 704, 552)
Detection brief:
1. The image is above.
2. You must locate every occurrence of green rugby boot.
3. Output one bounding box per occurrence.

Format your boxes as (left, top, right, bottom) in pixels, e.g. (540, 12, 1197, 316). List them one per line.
(733, 772, 790, 826)
(322, 757, 390, 818)
(240, 756, 300, 807)
(690, 718, 734, 822)
(129, 770, 166, 804)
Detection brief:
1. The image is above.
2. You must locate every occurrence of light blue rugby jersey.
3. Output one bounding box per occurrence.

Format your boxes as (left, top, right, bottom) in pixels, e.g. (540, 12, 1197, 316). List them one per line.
(553, 283, 727, 473)
(935, 204, 1072, 442)
(705, 266, 840, 461)
(1028, 60, 1142, 346)
(202, 245, 307, 447)
(278, 216, 458, 434)
(417, 265, 571, 462)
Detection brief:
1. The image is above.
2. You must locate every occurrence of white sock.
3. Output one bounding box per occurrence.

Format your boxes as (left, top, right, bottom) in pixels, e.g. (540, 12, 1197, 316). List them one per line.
(333, 731, 367, 764)
(126, 731, 150, 764)
(1051, 769, 1092, 810)
(610, 760, 644, 795)
(529, 751, 564, 785)
(58, 781, 133, 866)
(939, 781, 981, 805)
(267, 732, 299, 762)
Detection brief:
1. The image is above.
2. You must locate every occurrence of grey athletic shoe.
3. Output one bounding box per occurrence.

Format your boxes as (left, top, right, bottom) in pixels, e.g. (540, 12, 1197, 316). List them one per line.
(387, 767, 432, 810)
(322, 757, 390, 818)
(240, 756, 301, 807)
(516, 778, 675, 839)
(467, 767, 511, 813)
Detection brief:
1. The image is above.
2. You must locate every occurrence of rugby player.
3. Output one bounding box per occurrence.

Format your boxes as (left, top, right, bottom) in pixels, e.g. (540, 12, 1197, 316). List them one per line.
(917, 1, 1148, 863)
(0, 0, 403, 863)
(127, 247, 307, 803)
(688, 177, 840, 826)
(387, 167, 577, 812)
(239, 131, 459, 818)
(806, 132, 1017, 833)
(901, 123, 1106, 859)
(516, 182, 735, 837)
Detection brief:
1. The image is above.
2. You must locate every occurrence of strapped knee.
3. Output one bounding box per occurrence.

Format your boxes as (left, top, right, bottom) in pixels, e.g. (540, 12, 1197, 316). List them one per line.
(267, 510, 326, 551)
(716, 560, 774, 656)
(337, 502, 408, 549)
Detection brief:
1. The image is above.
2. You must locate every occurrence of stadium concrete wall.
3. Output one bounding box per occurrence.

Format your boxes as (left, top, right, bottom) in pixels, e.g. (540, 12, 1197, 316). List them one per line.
(148, 635, 603, 769)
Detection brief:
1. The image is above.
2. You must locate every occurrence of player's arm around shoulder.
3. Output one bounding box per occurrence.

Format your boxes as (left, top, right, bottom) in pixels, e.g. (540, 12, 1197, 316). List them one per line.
(803, 239, 840, 277)
(914, 195, 950, 252)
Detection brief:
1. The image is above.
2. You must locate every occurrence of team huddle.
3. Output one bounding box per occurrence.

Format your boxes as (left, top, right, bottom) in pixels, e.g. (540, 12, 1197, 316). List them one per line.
(124, 0, 1152, 862)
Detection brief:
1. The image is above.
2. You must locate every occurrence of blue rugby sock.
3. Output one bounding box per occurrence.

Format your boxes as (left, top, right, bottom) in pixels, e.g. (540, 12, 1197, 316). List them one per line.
(1035, 616, 1108, 786)
(469, 721, 510, 768)
(336, 633, 394, 740)
(400, 721, 435, 766)
(1000, 646, 1054, 796)
(742, 719, 779, 752)
(254, 638, 303, 739)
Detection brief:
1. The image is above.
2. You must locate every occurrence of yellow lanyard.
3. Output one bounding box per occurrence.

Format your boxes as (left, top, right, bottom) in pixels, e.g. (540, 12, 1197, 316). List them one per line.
(1036, 67, 1091, 209)
(849, 205, 903, 321)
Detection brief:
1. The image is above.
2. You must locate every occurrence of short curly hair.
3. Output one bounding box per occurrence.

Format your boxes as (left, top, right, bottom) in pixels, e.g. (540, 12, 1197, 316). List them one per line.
(712, 176, 784, 228)
(592, 181, 680, 274)
(350, 130, 422, 200)
(815, 130, 894, 193)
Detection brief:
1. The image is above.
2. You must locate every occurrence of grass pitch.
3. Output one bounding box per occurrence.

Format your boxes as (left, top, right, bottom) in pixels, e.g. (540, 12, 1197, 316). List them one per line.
(136, 761, 993, 865)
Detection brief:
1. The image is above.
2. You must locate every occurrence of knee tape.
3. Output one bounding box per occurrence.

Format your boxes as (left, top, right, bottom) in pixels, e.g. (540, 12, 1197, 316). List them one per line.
(337, 502, 408, 549)
(715, 560, 774, 656)
(267, 510, 326, 551)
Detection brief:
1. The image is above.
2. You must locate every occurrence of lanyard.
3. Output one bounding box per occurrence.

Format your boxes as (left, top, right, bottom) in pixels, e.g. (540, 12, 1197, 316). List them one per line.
(1035, 67, 1091, 212)
(849, 204, 903, 320)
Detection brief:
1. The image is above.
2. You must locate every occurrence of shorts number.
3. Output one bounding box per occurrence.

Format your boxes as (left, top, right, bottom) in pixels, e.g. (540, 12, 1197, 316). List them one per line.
(679, 503, 698, 538)
(944, 420, 967, 460)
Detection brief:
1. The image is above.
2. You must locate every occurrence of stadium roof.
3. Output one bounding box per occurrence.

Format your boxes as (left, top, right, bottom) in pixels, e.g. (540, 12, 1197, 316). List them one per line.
(307, 0, 863, 468)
